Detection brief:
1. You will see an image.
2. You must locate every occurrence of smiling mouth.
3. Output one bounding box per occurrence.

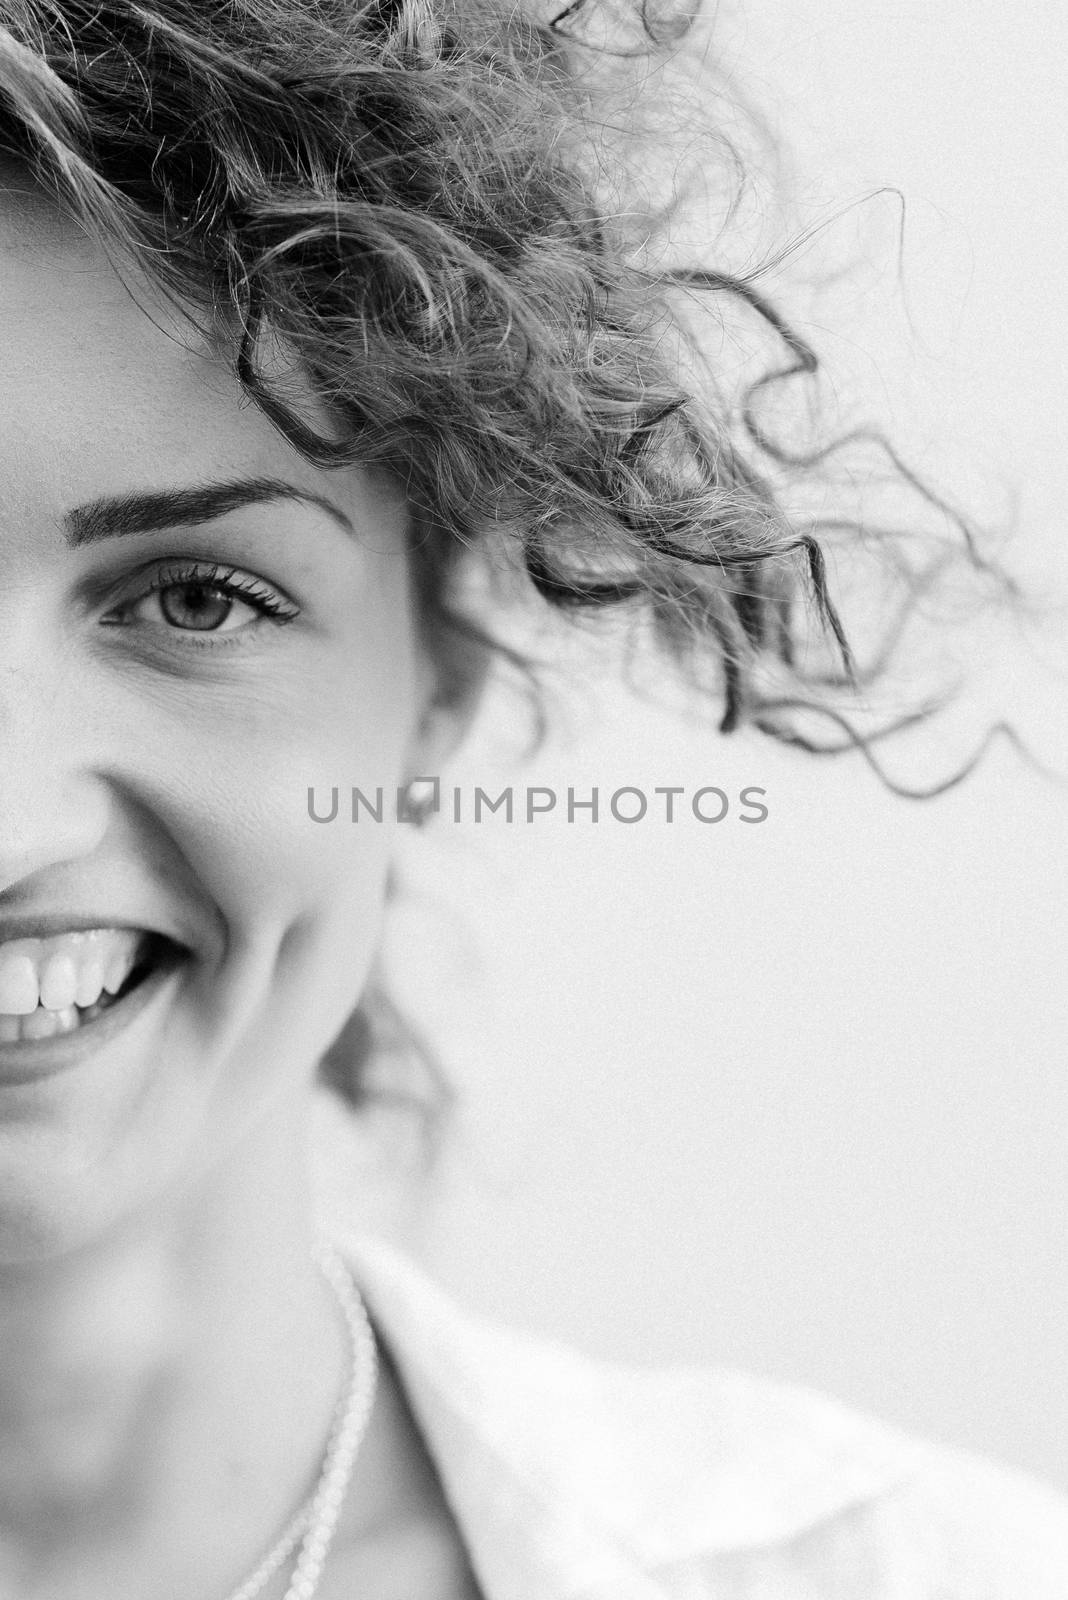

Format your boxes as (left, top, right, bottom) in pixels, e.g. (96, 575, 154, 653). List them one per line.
(0, 933, 183, 1047)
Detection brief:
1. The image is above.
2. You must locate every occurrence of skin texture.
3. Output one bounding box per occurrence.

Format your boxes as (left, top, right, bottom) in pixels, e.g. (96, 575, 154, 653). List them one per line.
(0, 184, 476, 1596)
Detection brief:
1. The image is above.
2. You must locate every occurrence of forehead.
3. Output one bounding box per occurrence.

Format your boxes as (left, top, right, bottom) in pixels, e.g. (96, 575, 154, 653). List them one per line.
(0, 176, 339, 519)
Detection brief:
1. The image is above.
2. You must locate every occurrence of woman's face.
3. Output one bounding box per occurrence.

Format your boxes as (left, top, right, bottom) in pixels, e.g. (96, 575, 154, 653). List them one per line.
(0, 185, 433, 1262)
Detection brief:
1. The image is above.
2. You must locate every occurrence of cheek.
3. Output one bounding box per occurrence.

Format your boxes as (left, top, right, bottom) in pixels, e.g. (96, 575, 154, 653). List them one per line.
(157, 685, 407, 937)
(194, 651, 414, 940)
(140, 637, 419, 1117)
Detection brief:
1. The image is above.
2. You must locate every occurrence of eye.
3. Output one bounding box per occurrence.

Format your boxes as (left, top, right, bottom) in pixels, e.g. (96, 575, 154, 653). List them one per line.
(103, 562, 299, 636)
(141, 577, 259, 634)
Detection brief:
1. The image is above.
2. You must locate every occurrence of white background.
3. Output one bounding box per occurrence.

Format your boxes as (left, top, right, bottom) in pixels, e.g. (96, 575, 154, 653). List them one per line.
(348, 2, 1068, 1494)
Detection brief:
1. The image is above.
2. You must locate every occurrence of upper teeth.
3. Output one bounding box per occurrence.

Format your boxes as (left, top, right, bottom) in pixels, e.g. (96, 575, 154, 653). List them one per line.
(0, 930, 145, 1017)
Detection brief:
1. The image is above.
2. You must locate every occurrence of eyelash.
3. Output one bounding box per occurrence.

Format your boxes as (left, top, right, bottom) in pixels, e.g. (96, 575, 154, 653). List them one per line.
(104, 560, 300, 634)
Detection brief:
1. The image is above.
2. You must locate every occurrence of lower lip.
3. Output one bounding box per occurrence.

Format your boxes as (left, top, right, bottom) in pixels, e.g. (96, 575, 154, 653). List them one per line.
(0, 951, 188, 1087)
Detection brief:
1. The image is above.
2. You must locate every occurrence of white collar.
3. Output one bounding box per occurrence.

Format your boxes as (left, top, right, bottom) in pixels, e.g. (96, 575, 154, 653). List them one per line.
(340, 1231, 919, 1600)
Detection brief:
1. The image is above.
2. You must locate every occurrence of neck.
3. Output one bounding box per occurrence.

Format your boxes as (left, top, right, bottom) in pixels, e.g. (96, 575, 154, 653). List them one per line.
(0, 1098, 351, 1600)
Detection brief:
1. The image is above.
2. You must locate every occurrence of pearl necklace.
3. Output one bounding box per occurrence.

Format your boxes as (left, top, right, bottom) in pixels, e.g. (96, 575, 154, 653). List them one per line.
(223, 1244, 378, 1600)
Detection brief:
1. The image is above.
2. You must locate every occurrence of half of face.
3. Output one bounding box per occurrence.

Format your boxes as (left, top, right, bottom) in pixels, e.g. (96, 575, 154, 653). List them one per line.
(0, 176, 443, 1262)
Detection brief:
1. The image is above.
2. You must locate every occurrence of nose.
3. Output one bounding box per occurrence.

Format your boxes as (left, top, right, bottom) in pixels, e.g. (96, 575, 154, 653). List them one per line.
(0, 644, 111, 895)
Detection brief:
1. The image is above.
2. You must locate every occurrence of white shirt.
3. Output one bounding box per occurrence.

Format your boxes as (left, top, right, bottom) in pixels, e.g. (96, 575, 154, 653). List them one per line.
(341, 1232, 1068, 1600)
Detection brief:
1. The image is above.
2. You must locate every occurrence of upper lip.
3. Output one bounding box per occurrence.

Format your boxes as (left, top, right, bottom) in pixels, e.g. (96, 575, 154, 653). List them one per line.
(0, 858, 215, 959)
(0, 912, 191, 952)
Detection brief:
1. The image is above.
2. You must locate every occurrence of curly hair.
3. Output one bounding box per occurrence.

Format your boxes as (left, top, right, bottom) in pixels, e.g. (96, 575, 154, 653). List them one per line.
(0, 0, 1010, 1108)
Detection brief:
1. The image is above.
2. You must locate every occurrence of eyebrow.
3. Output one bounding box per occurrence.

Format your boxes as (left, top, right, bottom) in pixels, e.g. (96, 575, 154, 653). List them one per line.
(63, 477, 355, 546)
